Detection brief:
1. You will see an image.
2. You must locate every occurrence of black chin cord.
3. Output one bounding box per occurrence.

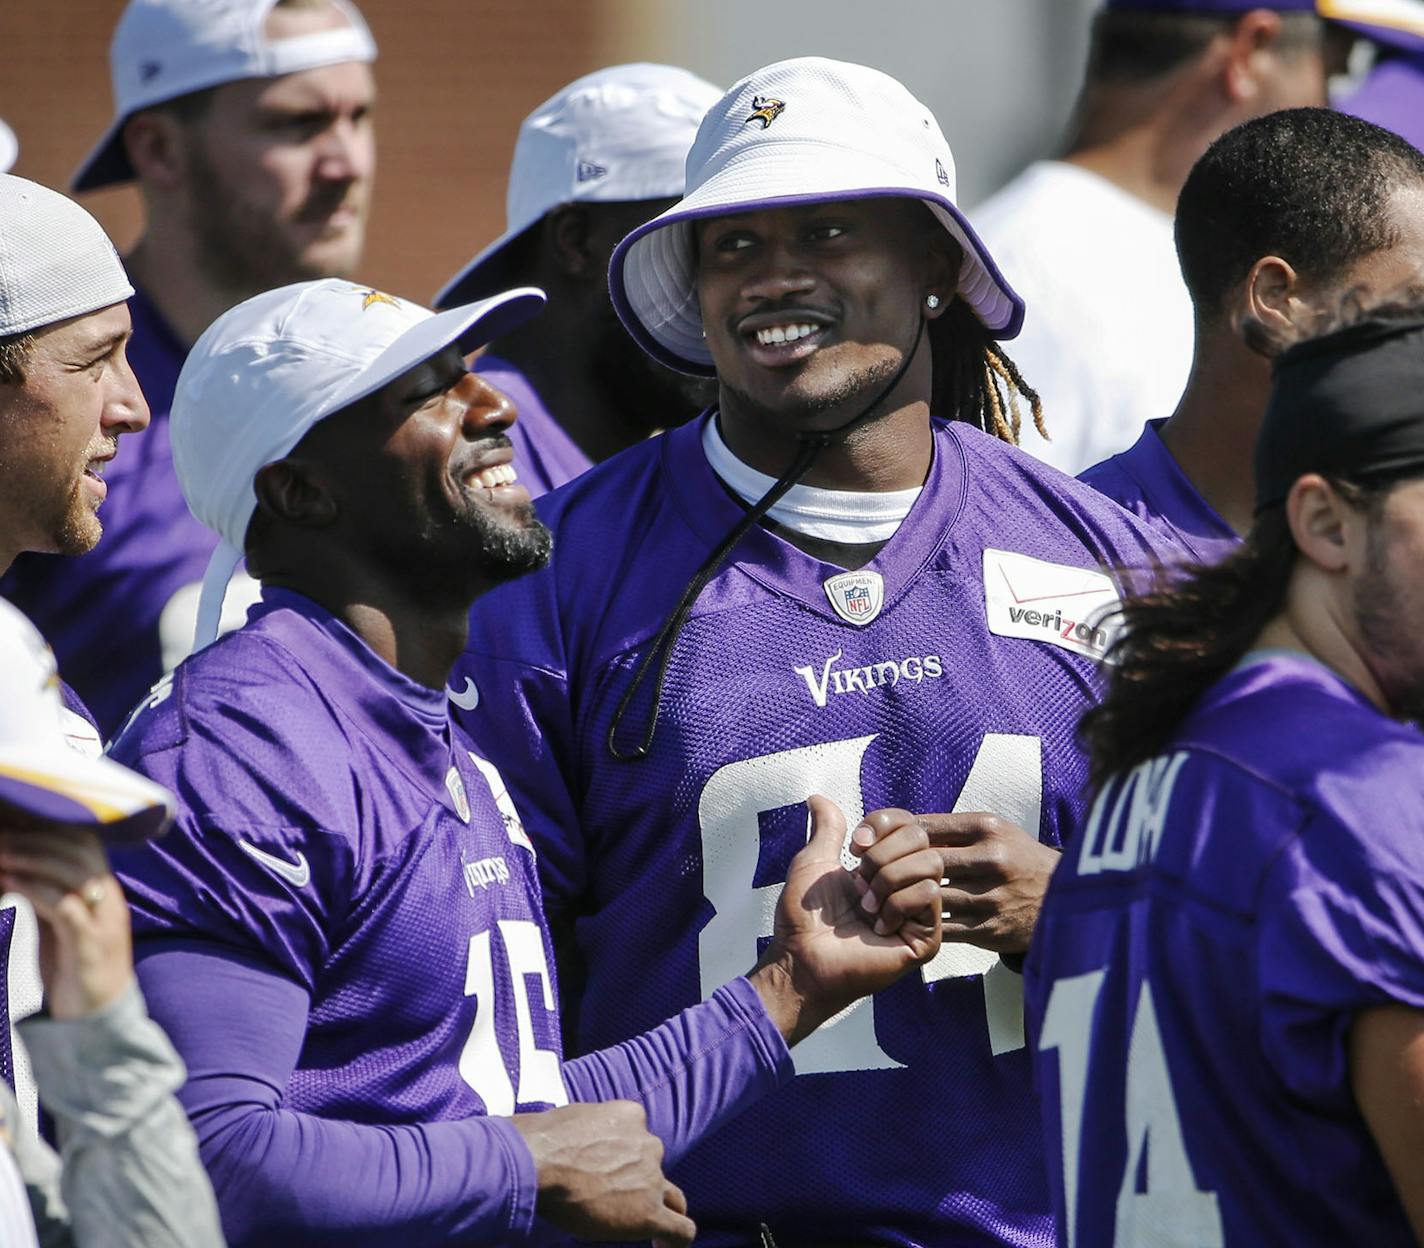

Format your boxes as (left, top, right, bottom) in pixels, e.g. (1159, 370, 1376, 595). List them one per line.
(606, 318, 928, 761)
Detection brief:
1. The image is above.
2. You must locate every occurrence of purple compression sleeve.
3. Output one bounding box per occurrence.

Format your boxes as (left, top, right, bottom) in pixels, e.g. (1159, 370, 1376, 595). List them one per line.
(134, 942, 541, 1248)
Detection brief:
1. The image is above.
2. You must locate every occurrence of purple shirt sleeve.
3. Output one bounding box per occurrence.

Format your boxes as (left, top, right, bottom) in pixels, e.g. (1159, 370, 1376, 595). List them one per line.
(1258, 807, 1424, 1106)
(563, 976, 794, 1165)
(134, 941, 541, 1248)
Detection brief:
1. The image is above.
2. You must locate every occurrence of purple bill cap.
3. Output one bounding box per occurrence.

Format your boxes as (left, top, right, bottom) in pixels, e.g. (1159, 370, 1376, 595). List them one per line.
(608, 56, 1024, 378)
(1340, 50, 1424, 148)
(1104, 1, 1316, 10)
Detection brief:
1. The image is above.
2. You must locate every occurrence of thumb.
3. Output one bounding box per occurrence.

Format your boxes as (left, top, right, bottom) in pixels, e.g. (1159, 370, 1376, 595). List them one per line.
(803, 794, 849, 861)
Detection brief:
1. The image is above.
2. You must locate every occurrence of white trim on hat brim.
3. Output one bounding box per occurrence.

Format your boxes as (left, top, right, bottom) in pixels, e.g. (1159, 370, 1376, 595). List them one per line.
(0, 743, 173, 843)
(609, 144, 1026, 377)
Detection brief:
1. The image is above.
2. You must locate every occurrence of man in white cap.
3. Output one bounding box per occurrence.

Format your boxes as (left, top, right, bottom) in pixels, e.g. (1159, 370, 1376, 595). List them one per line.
(434, 64, 721, 497)
(452, 55, 1185, 1245)
(974, 0, 1333, 476)
(106, 276, 947, 1245)
(0, 599, 223, 1248)
(3, 0, 378, 739)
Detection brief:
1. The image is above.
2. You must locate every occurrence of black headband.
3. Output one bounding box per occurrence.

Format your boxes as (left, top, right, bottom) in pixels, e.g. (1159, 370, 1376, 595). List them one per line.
(1255, 314, 1424, 512)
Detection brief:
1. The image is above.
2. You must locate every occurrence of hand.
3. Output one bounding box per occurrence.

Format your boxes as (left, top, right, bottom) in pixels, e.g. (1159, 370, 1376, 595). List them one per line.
(0, 823, 134, 1020)
(750, 796, 941, 1046)
(912, 811, 1061, 955)
(510, 1100, 695, 1246)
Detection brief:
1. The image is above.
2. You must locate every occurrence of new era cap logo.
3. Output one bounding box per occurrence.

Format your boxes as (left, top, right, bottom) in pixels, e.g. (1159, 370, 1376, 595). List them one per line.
(577, 159, 608, 182)
(139, 60, 163, 83)
(745, 95, 786, 129)
(982, 548, 1119, 661)
(935, 159, 950, 188)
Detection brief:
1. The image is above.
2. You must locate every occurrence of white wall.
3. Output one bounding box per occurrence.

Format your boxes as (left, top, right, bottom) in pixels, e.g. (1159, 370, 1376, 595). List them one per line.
(599, 0, 1100, 207)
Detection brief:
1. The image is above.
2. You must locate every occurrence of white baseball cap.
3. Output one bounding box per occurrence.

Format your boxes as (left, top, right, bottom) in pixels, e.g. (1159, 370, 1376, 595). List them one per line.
(0, 174, 134, 337)
(434, 63, 721, 308)
(609, 57, 1026, 377)
(0, 120, 17, 175)
(1319, 0, 1424, 51)
(172, 278, 547, 647)
(72, 0, 378, 193)
(0, 600, 174, 842)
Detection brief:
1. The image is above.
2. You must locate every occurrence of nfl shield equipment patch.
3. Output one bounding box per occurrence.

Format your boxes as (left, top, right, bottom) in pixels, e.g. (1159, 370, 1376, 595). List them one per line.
(823, 569, 885, 626)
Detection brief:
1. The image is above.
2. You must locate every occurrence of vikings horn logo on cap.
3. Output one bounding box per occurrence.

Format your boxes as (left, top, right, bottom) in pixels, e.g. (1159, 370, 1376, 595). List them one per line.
(361, 289, 400, 311)
(745, 95, 786, 129)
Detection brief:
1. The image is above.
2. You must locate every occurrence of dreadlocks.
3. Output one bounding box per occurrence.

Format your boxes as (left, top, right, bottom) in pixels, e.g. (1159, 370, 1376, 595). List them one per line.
(931, 299, 1047, 446)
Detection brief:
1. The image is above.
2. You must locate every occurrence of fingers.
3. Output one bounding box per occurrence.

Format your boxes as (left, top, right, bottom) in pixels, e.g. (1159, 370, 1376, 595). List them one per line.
(920, 811, 1015, 848)
(803, 794, 848, 860)
(848, 807, 921, 859)
(873, 875, 942, 936)
(649, 1182, 696, 1247)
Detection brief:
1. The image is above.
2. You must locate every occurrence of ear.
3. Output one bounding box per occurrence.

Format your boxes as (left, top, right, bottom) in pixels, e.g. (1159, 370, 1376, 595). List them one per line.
(1221, 9, 1284, 104)
(546, 205, 596, 280)
(922, 231, 961, 323)
(121, 110, 190, 191)
(1286, 474, 1358, 575)
(252, 459, 339, 529)
(1239, 254, 1303, 354)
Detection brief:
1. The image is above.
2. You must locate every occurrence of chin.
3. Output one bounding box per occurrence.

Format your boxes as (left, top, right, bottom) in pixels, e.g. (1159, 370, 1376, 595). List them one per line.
(295, 231, 365, 281)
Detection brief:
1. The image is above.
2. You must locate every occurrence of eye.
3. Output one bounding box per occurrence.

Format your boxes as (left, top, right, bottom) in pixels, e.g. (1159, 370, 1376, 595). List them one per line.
(807, 223, 848, 243)
(711, 230, 756, 254)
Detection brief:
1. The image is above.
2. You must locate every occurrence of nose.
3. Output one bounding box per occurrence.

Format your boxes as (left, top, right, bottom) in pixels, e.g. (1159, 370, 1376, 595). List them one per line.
(740, 239, 817, 305)
(455, 369, 517, 436)
(102, 345, 150, 436)
(313, 117, 372, 184)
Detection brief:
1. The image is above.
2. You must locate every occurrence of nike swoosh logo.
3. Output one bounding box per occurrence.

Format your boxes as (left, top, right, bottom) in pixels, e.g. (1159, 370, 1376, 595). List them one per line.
(446, 677, 480, 711)
(239, 840, 311, 888)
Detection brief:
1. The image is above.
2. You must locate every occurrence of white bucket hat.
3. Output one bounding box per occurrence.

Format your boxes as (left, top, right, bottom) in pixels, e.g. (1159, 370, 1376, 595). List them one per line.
(72, 0, 377, 194)
(0, 601, 174, 842)
(0, 174, 134, 337)
(172, 278, 546, 649)
(609, 56, 1026, 377)
(434, 63, 721, 309)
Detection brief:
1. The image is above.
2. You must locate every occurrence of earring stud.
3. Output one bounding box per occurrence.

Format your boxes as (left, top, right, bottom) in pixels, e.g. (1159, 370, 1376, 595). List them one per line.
(925, 294, 941, 310)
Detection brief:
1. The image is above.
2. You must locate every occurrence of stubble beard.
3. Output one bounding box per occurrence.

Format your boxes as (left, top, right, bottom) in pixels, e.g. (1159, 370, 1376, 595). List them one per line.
(1354, 519, 1424, 724)
(720, 348, 903, 440)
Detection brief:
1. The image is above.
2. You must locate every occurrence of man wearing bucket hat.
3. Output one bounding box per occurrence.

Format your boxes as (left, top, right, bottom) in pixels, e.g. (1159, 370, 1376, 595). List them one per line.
(0, 599, 223, 1247)
(453, 56, 1183, 1244)
(105, 276, 947, 1245)
(434, 64, 721, 498)
(3, 0, 378, 739)
(1080, 106, 1424, 559)
(975, 0, 1334, 477)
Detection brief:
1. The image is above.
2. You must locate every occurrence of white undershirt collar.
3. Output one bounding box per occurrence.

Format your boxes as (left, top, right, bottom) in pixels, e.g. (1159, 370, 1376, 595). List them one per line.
(701, 417, 921, 544)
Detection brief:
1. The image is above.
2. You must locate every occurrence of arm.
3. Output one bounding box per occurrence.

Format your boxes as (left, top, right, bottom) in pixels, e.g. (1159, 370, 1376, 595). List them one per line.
(1350, 1005, 1424, 1244)
(0, 826, 224, 1248)
(133, 942, 540, 1248)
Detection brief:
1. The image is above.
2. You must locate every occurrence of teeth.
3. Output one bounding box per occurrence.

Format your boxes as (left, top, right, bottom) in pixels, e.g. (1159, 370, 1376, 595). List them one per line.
(755, 323, 819, 347)
(471, 463, 517, 489)
(88, 461, 106, 477)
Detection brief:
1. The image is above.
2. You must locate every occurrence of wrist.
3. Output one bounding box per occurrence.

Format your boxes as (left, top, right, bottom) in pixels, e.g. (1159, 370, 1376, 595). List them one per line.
(747, 953, 839, 1048)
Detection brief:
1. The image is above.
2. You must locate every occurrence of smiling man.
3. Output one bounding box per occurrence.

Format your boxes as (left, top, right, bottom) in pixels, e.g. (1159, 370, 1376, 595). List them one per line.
(105, 277, 948, 1246)
(453, 57, 1182, 1245)
(3, 0, 378, 738)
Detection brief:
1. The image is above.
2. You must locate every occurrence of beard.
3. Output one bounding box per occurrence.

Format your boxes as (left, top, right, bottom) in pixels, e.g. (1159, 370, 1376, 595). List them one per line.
(467, 499, 553, 583)
(720, 347, 904, 434)
(185, 142, 363, 296)
(1354, 517, 1424, 724)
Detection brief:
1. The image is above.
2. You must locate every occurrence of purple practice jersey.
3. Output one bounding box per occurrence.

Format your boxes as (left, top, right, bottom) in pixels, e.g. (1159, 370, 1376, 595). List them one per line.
(2, 287, 233, 738)
(1078, 419, 1239, 565)
(476, 355, 592, 499)
(1024, 653, 1424, 1247)
(454, 414, 1177, 1246)
(108, 587, 791, 1246)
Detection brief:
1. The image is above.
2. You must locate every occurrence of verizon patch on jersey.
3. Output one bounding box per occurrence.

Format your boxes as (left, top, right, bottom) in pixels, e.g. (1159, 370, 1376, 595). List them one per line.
(982, 548, 1120, 661)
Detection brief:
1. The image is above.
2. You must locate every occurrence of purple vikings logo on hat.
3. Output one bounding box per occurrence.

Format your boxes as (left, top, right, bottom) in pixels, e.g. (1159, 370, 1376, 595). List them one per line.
(824, 570, 885, 626)
(745, 95, 786, 129)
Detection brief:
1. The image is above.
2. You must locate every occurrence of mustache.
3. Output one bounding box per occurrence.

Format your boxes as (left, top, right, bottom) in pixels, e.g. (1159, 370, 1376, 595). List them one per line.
(293, 184, 364, 225)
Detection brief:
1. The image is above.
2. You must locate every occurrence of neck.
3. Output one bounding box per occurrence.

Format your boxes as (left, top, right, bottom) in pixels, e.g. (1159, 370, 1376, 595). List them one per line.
(126, 227, 251, 350)
(1158, 327, 1270, 535)
(266, 564, 476, 690)
(1065, 80, 1225, 216)
(1254, 565, 1389, 714)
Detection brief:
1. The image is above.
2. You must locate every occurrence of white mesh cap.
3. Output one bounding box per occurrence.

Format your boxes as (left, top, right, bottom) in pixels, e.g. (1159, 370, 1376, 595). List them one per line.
(0, 174, 134, 337)
(172, 278, 546, 648)
(608, 57, 1025, 377)
(72, 0, 377, 193)
(0, 600, 174, 842)
(434, 63, 721, 307)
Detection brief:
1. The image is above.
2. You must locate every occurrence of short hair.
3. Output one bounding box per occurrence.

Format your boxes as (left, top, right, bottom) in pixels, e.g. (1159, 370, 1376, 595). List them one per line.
(1176, 108, 1424, 322)
(1086, 9, 1321, 84)
(0, 330, 35, 386)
